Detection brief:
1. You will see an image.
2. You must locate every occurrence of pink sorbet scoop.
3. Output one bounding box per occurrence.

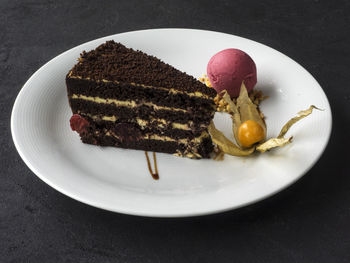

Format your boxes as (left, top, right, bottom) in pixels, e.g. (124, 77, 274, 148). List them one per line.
(207, 48, 257, 98)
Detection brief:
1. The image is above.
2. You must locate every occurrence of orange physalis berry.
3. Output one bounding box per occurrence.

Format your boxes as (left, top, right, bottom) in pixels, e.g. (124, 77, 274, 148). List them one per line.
(238, 120, 265, 147)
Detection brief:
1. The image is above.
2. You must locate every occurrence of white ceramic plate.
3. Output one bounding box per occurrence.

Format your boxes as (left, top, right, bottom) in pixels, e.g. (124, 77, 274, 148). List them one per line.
(11, 29, 331, 217)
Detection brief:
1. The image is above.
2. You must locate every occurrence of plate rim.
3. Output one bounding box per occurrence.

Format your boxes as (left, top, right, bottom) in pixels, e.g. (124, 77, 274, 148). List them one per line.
(11, 28, 333, 217)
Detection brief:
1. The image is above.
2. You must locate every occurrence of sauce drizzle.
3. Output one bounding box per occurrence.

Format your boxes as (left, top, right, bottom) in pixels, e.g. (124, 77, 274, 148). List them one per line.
(145, 151, 159, 180)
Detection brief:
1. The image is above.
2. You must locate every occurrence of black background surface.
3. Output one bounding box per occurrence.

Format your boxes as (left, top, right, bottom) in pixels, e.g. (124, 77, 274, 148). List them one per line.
(1, 0, 350, 262)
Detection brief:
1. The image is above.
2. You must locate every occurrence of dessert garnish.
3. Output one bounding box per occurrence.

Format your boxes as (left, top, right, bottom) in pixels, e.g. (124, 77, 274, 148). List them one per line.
(208, 82, 320, 157)
(207, 49, 257, 98)
(70, 114, 90, 134)
(238, 120, 265, 148)
(256, 104, 320, 153)
(200, 74, 267, 113)
(202, 47, 321, 158)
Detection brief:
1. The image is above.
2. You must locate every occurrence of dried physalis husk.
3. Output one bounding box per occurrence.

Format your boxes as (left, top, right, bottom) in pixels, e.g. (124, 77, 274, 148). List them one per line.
(208, 122, 255, 156)
(222, 83, 266, 147)
(208, 82, 320, 157)
(277, 105, 321, 138)
(236, 83, 267, 142)
(256, 105, 321, 153)
(221, 91, 241, 141)
(256, 137, 293, 153)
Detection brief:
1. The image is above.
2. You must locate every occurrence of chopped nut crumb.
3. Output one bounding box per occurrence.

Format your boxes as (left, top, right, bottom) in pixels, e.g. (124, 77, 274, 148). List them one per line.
(198, 74, 267, 112)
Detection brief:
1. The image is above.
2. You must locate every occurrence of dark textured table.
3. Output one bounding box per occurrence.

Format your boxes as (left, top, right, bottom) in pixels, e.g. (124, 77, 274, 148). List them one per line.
(1, 0, 349, 262)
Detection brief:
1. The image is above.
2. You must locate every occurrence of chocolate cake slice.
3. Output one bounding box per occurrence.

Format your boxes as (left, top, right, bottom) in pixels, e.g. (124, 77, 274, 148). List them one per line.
(66, 40, 216, 158)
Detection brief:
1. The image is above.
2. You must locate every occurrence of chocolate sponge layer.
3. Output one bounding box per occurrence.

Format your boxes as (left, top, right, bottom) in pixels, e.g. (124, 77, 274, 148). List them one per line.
(81, 131, 213, 159)
(69, 99, 215, 125)
(79, 114, 206, 139)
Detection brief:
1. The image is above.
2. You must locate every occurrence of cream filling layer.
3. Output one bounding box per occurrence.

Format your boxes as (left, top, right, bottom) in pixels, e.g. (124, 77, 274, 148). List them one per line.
(105, 130, 210, 144)
(68, 72, 212, 100)
(85, 113, 194, 130)
(71, 94, 188, 113)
